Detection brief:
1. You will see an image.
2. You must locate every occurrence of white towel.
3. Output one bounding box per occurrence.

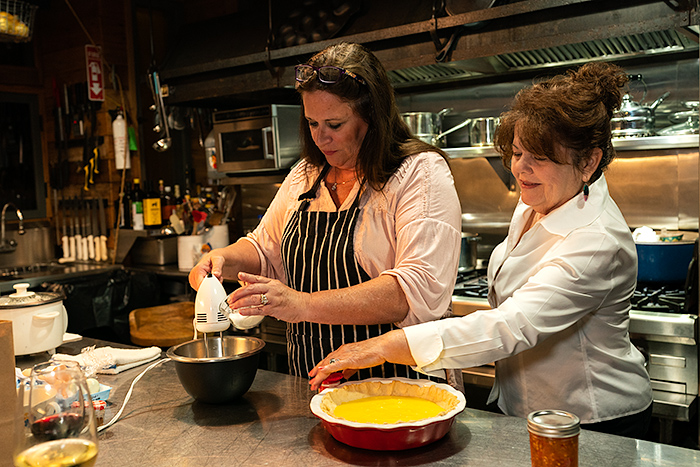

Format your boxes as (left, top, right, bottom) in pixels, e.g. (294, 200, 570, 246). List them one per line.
(53, 346, 162, 374)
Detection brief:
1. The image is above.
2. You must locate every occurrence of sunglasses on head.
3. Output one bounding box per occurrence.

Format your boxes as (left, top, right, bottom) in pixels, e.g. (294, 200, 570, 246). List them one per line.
(294, 64, 367, 86)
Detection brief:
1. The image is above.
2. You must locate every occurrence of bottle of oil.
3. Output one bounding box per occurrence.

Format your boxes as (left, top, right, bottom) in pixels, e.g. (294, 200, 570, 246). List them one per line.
(143, 180, 162, 229)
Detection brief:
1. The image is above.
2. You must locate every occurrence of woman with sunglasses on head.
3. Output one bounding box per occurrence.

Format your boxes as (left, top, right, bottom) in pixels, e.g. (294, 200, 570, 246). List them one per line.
(309, 62, 654, 439)
(189, 42, 462, 385)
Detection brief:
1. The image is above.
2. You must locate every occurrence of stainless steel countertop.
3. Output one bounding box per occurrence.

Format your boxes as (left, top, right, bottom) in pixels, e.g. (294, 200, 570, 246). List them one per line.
(0, 263, 121, 294)
(15, 338, 700, 466)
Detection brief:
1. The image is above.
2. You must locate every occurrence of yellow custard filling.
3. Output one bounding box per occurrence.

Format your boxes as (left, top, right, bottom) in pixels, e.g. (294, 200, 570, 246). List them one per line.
(333, 395, 445, 424)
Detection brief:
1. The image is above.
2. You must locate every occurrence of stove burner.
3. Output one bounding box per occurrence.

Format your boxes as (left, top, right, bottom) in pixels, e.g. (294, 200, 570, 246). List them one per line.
(453, 274, 690, 314)
(631, 284, 686, 313)
(453, 271, 489, 299)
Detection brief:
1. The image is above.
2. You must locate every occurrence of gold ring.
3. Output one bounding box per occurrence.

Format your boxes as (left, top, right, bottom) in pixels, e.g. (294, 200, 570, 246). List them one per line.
(260, 293, 269, 306)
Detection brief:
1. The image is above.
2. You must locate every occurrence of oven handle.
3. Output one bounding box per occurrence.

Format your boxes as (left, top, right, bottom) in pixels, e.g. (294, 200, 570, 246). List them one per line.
(262, 126, 275, 160)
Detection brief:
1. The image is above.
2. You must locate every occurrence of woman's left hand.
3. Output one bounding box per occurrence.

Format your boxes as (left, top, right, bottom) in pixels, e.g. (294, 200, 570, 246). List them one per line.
(227, 272, 309, 323)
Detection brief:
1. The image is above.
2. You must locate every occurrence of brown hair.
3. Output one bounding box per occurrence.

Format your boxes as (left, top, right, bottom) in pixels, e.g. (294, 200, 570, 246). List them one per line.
(494, 62, 628, 183)
(295, 42, 447, 191)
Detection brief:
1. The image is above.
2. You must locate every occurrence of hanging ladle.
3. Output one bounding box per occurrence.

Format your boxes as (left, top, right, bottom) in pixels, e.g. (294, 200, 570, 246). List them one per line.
(151, 71, 171, 152)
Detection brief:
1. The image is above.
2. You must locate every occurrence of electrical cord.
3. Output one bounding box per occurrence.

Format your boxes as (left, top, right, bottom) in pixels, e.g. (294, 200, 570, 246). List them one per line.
(97, 357, 171, 432)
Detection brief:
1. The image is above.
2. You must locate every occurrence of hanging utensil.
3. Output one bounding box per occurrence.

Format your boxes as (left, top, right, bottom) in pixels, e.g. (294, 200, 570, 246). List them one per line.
(152, 71, 172, 152)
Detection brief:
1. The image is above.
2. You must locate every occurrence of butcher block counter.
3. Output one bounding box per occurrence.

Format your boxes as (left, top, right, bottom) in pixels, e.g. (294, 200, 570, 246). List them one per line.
(15, 338, 700, 466)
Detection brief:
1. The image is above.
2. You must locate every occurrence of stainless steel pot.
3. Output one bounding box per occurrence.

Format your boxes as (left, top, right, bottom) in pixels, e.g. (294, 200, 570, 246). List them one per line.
(468, 117, 499, 147)
(459, 233, 480, 272)
(0, 282, 67, 355)
(635, 231, 698, 283)
(612, 91, 669, 138)
(657, 101, 699, 136)
(442, 116, 499, 147)
(401, 109, 451, 144)
(401, 109, 471, 147)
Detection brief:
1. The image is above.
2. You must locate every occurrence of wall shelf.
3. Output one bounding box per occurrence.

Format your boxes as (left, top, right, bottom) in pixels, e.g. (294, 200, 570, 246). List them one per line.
(445, 135, 699, 159)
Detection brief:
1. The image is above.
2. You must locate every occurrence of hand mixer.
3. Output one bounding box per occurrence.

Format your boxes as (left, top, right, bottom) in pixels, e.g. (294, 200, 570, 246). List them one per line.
(194, 273, 265, 339)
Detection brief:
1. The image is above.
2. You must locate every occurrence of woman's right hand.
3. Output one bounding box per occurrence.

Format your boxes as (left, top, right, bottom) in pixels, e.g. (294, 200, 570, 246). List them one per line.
(308, 330, 416, 391)
(188, 253, 226, 291)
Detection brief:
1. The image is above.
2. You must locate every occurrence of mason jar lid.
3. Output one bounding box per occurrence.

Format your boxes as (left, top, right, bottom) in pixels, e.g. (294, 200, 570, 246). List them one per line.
(527, 410, 580, 438)
(0, 283, 63, 309)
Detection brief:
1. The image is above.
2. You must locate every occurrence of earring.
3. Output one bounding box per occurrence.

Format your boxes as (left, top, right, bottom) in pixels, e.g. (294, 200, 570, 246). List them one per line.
(583, 183, 590, 202)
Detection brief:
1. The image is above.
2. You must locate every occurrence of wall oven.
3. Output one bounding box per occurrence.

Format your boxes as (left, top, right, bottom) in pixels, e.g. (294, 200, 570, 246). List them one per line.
(212, 105, 301, 174)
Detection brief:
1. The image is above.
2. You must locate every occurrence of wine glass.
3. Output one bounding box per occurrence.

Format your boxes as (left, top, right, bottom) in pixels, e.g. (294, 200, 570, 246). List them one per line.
(14, 361, 98, 467)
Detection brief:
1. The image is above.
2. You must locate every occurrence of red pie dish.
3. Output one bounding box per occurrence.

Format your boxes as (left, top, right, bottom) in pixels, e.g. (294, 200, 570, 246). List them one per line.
(310, 377, 466, 451)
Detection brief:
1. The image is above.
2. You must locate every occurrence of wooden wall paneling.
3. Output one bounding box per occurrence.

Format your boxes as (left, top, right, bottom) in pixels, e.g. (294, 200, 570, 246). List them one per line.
(32, 0, 139, 258)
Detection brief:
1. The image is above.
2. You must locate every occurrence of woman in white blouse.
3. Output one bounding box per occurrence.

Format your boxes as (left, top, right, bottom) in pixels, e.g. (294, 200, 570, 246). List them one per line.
(310, 62, 653, 439)
(189, 42, 462, 385)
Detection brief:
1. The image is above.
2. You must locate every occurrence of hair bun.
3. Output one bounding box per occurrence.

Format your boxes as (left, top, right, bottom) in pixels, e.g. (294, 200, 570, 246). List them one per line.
(571, 62, 628, 116)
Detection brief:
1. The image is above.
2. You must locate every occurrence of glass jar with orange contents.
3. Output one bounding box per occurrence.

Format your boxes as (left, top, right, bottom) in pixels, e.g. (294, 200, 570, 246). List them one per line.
(527, 410, 580, 467)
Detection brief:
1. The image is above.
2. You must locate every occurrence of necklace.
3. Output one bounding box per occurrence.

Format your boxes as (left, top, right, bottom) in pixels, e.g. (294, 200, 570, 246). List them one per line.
(326, 171, 357, 191)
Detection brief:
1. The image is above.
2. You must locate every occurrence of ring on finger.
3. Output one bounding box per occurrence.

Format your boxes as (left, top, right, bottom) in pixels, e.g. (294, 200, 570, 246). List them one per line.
(260, 293, 269, 306)
(329, 358, 338, 364)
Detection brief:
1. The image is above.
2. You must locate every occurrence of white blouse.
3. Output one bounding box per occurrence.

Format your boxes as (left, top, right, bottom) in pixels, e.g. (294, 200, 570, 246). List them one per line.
(403, 175, 652, 423)
(244, 152, 462, 327)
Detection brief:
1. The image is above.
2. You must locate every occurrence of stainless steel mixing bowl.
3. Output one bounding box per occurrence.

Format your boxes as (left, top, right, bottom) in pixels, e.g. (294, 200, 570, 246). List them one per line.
(166, 335, 265, 404)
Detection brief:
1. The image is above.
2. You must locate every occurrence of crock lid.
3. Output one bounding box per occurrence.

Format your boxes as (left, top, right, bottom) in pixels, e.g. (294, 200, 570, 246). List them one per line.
(0, 283, 63, 309)
(527, 410, 580, 438)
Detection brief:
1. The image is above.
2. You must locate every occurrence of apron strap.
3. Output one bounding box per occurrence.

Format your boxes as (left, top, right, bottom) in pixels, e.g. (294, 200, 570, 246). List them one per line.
(297, 163, 331, 212)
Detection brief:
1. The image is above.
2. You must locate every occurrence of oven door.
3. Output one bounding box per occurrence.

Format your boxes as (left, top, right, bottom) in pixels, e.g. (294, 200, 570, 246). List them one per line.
(214, 117, 277, 173)
(214, 105, 301, 174)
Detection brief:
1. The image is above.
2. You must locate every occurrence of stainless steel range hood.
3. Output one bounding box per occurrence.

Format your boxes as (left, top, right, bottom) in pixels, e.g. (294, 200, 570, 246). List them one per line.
(388, 27, 699, 86)
(159, 0, 699, 107)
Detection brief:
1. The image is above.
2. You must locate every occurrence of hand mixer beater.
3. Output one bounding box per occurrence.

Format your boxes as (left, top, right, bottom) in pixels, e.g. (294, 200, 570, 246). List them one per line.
(194, 273, 265, 356)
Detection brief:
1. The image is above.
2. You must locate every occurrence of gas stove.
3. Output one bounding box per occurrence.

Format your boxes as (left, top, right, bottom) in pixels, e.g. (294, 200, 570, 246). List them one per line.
(632, 283, 688, 314)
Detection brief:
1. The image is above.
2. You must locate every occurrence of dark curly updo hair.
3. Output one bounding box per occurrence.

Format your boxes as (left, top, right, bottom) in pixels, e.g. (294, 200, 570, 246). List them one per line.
(495, 62, 628, 184)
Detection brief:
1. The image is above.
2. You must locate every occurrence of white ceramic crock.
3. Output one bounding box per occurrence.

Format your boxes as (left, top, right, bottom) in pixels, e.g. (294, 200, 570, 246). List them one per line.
(0, 283, 68, 356)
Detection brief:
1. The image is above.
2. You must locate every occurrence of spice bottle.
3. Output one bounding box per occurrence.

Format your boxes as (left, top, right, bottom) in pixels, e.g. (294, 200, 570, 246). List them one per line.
(527, 409, 580, 467)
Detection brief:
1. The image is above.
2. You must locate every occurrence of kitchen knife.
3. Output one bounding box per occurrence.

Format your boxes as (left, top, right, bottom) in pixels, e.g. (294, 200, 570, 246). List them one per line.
(67, 199, 76, 261)
(53, 188, 61, 246)
(60, 196, 69, 259)
(52, 80, 65, 190)
(91, 199, 100, 261)
(98, 198, 108, 261)
(74, 198, 83, 261)
(86, 198, 95, 260)
(58, 198, 74, 264)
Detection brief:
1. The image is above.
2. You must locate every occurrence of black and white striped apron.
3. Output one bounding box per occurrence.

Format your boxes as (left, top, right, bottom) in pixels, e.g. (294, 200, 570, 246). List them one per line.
(280, 167, 428, 380)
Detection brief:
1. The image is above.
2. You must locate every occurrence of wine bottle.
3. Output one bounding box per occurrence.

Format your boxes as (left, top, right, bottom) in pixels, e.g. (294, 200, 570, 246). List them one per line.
(114, 181, 132, 228)
(131, 178, 145, 231)
(162, 185, 174, 223)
